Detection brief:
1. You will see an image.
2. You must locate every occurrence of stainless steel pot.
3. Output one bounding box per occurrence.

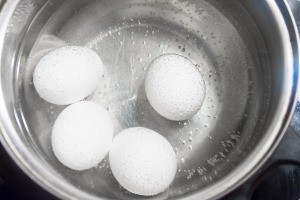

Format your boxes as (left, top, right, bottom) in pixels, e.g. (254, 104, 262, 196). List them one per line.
(0, 0, 298, 199)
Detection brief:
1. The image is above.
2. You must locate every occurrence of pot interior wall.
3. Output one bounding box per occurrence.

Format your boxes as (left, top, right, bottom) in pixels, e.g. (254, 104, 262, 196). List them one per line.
(0, 0, 293, 199)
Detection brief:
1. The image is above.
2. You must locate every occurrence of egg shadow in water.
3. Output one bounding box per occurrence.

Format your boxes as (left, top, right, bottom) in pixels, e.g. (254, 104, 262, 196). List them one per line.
(112, 176, 170, 200)
(136, 82, 188, 139)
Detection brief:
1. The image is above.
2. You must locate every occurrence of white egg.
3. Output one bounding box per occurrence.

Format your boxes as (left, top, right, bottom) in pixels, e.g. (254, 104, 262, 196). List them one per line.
(109, 127, 177, 196)
(33, 46, 103, 105)
(145, 54, 205, 121)
(52, 101, 113, 170)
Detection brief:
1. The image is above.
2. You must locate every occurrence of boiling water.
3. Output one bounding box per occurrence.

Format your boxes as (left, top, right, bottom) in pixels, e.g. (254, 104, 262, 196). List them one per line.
(16, 0, 270, 199)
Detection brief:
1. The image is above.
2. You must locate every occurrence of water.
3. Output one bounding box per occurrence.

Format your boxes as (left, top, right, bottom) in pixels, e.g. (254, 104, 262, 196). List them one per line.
(17, 0, 270, 199)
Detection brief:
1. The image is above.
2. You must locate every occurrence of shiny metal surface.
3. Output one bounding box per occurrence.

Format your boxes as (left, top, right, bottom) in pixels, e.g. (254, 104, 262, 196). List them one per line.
(287, 0, 300, 27)
(0, 0, 297, 200)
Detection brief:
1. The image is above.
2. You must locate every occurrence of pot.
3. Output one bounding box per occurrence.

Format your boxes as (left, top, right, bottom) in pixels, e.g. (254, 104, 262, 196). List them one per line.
(0, 0, 299, 199)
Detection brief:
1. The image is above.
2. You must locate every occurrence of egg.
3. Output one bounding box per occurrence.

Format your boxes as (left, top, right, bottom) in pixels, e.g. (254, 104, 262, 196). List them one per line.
(109, 127, 177, 196)
(52, 101, 113, 170)
(145, 54, 205, 121)
(33, 46, 103, 105)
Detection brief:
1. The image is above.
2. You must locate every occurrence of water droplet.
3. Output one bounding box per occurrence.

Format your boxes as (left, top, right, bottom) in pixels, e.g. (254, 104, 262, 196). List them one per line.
(119, 41, 123, 45)
(188, 146, 193, 150)
(117, 32, 121, 36)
